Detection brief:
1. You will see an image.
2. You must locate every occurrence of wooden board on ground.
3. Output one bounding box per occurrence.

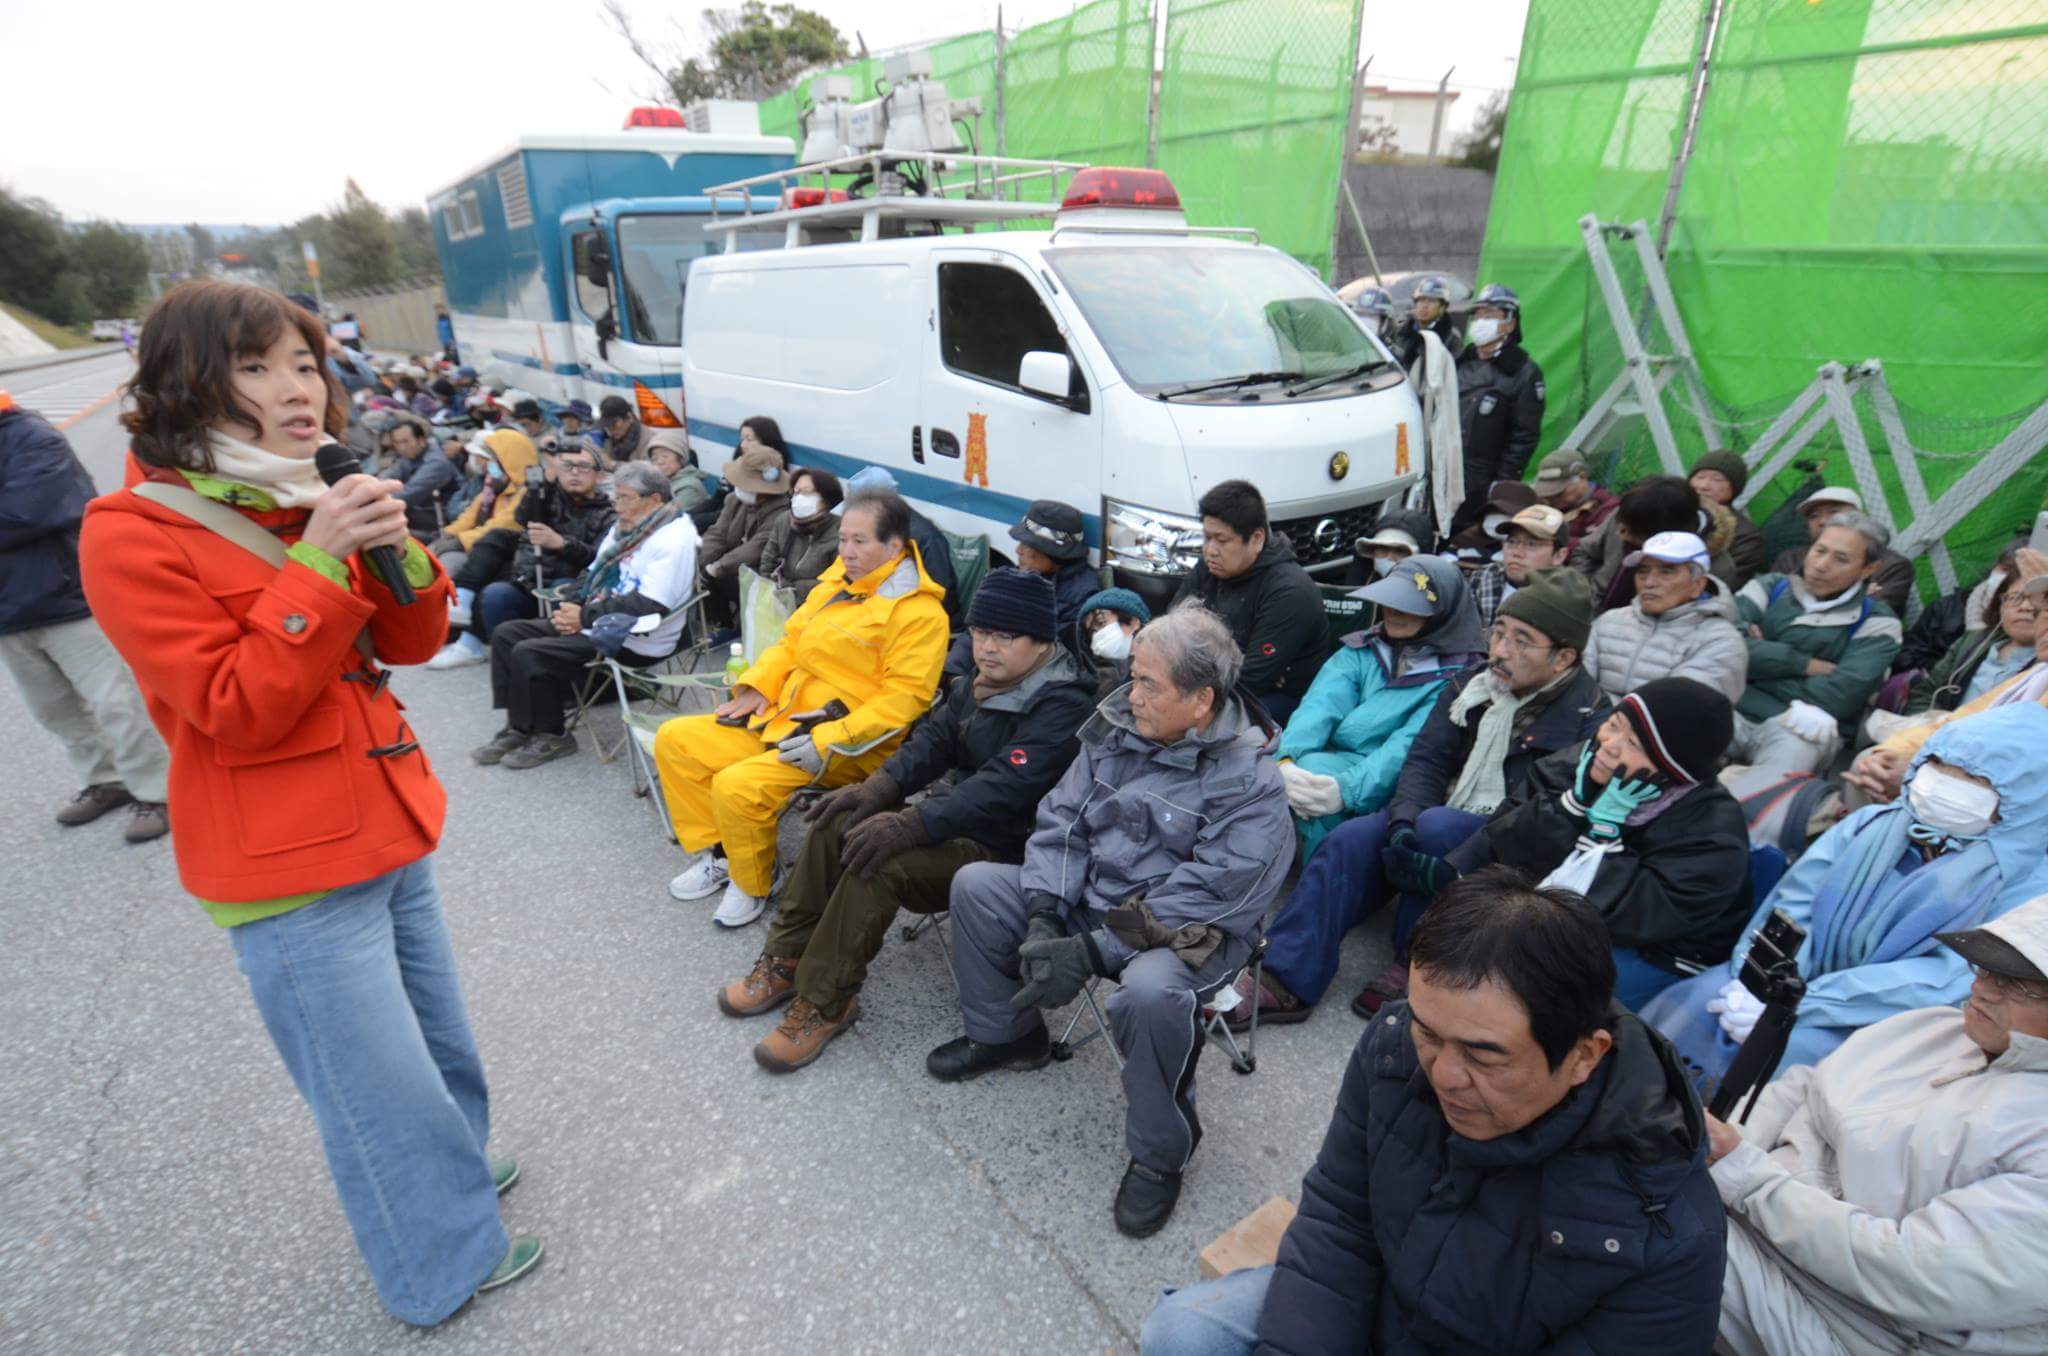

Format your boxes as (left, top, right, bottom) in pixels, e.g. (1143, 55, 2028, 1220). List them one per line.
(1199, 1196, 1298, 1279)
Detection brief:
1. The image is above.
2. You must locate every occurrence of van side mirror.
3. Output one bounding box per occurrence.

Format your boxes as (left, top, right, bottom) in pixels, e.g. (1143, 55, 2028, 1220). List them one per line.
(583, 237, 613, 289)
(1018, 350, 1074, 402)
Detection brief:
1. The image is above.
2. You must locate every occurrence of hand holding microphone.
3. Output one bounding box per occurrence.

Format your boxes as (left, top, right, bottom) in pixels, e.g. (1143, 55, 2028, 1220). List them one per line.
(310, 444, 416, 604)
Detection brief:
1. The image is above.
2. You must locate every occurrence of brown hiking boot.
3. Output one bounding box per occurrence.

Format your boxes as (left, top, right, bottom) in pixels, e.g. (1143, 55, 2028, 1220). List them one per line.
(717, 955, 798, 1017)
(123, 801, 169, 844)
(754, 996, 859, 1073)
(57, 783, 132, 826)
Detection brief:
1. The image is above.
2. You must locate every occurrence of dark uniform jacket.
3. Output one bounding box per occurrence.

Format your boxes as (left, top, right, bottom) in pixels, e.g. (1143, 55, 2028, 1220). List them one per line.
(1171, 532, 1330, 709)
(0, 404, 97, 636)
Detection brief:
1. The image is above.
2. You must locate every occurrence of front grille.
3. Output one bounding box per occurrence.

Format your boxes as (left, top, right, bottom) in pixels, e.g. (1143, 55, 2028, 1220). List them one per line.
(1274, 505, 1381, 568)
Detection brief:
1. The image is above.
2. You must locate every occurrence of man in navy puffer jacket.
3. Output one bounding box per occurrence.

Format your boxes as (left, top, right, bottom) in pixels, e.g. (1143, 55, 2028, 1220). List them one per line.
(1141, 866, 1725, 1355)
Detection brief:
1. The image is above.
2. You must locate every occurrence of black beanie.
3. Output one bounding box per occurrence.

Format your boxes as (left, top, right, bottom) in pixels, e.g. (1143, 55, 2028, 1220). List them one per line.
(965, 566, 1058, 642)
(1618, 677, 1734, 786)
(1693, 449, 1749, 498)
(1497, 566, 1593, 653)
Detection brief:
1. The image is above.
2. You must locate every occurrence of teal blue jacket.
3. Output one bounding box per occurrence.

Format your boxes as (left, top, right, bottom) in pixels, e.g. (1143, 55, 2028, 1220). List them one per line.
(1277, 632, 1481, 814)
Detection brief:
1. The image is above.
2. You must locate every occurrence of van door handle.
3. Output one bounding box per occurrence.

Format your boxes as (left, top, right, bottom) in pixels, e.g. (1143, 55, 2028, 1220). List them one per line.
(911, 425, 924, 464)
(931, 428, 961, 459)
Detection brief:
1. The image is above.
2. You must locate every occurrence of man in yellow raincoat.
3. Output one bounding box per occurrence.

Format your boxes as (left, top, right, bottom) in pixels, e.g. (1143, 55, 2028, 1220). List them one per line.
(656, 487, 949, 928)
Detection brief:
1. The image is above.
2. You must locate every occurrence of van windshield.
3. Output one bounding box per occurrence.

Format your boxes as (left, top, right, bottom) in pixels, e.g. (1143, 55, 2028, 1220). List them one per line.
(1047, 245, 1389, 399)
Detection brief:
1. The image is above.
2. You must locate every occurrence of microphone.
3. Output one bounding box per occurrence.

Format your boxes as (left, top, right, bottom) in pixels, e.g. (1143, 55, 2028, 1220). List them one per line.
(313, 444, 417, 605)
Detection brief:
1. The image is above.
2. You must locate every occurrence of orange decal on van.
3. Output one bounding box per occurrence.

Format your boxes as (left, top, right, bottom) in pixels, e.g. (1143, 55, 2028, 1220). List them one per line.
(964, 411, 989, 486)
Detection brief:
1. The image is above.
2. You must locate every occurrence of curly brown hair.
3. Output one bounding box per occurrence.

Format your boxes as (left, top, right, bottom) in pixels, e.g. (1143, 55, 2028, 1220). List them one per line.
(122, 281, 347, 471)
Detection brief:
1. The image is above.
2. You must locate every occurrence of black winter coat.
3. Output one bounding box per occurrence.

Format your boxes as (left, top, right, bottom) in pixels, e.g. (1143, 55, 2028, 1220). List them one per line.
(1455, 339, 1545, 485)
(1386, 311, 1461, 373)
(0, 405, 98, 637)
(1171, 532, 1330, 706)
(877, 648, 1097, 859)
(512, 482, 615, 588)
(1384, 667, 1610, 830)
(1257, 1003, 1725, 1356)
(1448, 744, 1753, 969)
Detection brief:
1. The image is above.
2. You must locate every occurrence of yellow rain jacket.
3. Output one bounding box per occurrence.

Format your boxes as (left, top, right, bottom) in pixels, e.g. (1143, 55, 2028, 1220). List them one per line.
(739, 543, 949, 760)
(444, 428, 538, 549)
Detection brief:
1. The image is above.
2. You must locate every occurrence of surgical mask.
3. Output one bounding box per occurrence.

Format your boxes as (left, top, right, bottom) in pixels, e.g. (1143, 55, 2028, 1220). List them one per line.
(485, 463, 507, 484)
(1091, 623, 1133, 662)
(1372, 556, 1396, 576)
(1469, 316, 1505, 348)
(790, 492, 823, 519)
(1905, 767, 1999, 842)
(733, 488, 758, 505)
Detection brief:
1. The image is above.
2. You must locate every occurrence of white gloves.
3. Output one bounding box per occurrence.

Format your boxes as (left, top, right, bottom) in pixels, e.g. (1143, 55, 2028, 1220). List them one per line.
(776, 732, 824, 777)
(1708, 979, 1765, 1043)
(1779, 700, 1837, 744)
(1278, 761, 1344, 818)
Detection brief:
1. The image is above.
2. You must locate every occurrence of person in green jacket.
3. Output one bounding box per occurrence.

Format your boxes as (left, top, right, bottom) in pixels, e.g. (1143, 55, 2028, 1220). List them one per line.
(1731, 511, 1903, 773)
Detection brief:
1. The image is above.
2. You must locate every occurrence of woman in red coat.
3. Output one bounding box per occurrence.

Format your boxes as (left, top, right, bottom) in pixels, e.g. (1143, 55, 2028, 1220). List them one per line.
(79, 282, 541, 1323)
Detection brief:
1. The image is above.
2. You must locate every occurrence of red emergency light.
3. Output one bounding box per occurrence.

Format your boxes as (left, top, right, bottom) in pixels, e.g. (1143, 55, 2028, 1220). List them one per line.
(780, 187, 850, 209)
(1059, 167, 1182, 212)
(624, 105, 687, 130)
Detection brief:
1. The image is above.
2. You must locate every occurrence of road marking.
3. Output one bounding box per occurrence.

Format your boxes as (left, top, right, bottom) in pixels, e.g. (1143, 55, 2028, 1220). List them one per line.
(57, 385, 123, 431)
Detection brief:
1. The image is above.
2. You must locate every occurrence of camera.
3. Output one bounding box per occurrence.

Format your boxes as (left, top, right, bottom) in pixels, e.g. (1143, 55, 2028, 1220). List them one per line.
(1708, 908, 1809, 1121)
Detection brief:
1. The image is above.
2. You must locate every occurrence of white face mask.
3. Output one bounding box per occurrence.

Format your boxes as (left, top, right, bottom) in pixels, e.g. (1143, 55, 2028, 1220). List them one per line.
(733, 487, 758, 505)
(1091, 623, 1133, 662)
(1905, 767, 1999, 841)
(1469, 316, 1505, 349)
(790, 492, 823, 519)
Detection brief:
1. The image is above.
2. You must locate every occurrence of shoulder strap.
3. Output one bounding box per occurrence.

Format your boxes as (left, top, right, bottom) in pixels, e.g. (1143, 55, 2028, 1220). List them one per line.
(1768, 577, 1788, 609)
(130, 481, 375, 666)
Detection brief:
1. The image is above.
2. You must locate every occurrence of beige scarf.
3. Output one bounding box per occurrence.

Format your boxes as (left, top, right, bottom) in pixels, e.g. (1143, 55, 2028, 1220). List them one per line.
(204, 430, 331, 509)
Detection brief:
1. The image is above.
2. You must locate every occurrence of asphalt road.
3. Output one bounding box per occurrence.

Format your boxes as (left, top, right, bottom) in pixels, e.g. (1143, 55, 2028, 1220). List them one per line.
(0, 371, 1399, 1353)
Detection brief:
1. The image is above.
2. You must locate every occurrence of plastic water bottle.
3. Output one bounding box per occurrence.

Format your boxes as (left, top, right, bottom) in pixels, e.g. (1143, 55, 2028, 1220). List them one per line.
(724, 640, 746, 688)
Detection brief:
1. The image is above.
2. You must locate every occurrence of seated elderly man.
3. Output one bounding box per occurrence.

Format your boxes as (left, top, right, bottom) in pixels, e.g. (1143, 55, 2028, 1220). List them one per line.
(1533, 448, 1621, 553)
(656, 488, 949, 928)
(929, 604, 1290, 1238)
(1141, 868, 1726, 1355)
(1241, 567, 1605, 1024)
(1645, 701, 2048, 1086)
(472, 462, 698, 770)
(1581, 530, 1747, 704)
(1729, 511, 1902, 774)
(716, 569, 1097, 1072)
(1275, 555, 1487, 858)
(1706, 894, 2048, 1356)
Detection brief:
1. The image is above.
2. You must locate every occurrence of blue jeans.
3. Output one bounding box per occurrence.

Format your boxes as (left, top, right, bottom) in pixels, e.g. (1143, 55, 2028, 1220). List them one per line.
(1611, 947, 1689, 1011)
(230, 857, 507, 1324)
(474, 580, 533, 642)
(1264, 806, 1487, 1005)
(1141, 1264, 1271, 1355)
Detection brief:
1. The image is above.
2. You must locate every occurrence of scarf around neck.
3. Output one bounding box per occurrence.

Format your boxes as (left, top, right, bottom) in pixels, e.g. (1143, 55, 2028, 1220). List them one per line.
(1445, 666, 1572, 815)
(972, 642, 1056, 704)
(578, 504, 677, 604)
(205, 430, 330, 508)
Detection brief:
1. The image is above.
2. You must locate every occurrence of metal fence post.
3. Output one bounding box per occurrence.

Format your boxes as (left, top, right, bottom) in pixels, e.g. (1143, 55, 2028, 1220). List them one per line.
(1655, 0, 1726, 258)
(1427, 65, 1456, 165)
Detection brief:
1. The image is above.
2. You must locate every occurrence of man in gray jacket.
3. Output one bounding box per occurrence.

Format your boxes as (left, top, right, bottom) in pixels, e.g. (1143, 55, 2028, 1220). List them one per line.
(1581, 531, 1748, 705)
(930, 603, 1291, 1238)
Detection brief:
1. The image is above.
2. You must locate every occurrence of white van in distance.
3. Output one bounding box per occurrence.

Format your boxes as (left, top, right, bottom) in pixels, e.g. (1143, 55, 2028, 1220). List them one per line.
(683, 159, 1421, 607)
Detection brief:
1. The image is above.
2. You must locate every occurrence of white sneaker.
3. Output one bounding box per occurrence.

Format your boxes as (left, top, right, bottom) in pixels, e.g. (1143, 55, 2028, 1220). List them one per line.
(448, 595, 474, 628)
(712, 878, 768, 929)
(426, 637, 487, 670)
(668, 851, 729, 901)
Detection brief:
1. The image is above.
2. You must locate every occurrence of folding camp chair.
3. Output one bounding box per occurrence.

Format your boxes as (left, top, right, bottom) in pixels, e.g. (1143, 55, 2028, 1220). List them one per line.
(563, 590, 713, 754)
(941, 530, 990, 617)
(1048, 936, 1271, 1076)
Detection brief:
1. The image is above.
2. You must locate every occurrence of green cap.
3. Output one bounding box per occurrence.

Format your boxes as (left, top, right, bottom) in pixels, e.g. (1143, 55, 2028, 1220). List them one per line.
(1497, 566, 1594, 653)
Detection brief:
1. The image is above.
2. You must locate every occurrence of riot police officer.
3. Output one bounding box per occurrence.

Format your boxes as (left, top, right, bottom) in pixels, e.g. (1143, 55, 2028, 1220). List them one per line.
(1448, 283, 1545, 537)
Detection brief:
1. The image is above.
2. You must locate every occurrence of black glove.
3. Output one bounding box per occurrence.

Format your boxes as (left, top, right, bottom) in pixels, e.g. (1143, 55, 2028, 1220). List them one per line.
(802, 771, 900, 828)
(1011, 931, 1103, 1010)
(1382, 841, 1456, 899)
(839, 808, 930, 879)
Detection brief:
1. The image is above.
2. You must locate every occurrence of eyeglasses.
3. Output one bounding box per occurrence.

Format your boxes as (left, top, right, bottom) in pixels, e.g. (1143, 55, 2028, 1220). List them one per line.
(558, 460, 599, 473)
(969, 627, 1022, 645)
(1999, 594, 2039, 617)
(1970, 963, 2048, 1004)
(1487, 624, 1555, 655)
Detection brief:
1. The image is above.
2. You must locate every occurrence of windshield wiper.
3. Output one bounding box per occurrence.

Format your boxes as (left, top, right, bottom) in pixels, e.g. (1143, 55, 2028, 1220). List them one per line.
(1284, 361, 1383, 397)
(1154, 370, 1306, 400)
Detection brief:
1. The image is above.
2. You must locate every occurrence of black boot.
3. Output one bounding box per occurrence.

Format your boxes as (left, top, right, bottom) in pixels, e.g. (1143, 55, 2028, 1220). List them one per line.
(1114, 1159, 1182, 1238)
(925, 1026, 1051, 1082)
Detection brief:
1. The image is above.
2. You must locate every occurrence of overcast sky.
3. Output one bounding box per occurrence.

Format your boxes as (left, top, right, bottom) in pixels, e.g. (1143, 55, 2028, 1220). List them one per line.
(1, 0, 1527, 226)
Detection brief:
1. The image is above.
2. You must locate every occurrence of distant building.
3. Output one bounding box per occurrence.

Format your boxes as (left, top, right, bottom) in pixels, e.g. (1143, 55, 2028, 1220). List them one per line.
(1357, 84, 1462, 161)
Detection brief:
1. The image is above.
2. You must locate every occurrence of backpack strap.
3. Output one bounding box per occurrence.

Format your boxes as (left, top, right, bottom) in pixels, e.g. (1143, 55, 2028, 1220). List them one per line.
(1776, 776, 1841, 857)
(131, 481, 376, 666)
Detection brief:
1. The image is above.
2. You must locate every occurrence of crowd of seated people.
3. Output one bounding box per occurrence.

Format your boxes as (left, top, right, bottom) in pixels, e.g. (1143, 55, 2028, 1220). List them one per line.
(395, 373, 2048, 1343)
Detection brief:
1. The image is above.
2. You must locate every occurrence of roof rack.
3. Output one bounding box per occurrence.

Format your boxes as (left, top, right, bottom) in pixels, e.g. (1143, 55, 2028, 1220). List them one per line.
(701, 149, 1090, 249)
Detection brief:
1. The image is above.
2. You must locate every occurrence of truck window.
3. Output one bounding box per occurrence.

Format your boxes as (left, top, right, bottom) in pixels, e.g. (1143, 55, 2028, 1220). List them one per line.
(571, 231, 611, 322)
(617, 214, 732, 347)
(937, 262, 1074, 396)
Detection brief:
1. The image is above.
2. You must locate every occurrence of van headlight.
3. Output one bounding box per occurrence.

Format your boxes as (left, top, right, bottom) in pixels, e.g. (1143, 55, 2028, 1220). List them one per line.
(1104, 499, 1203, 576)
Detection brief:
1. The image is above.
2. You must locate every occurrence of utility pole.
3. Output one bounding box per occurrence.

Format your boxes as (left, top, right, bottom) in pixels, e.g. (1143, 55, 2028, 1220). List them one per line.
(1144, 0, 1165, 169)
(994, 5, 1007, 160)
(1427, 65, 1456, 164)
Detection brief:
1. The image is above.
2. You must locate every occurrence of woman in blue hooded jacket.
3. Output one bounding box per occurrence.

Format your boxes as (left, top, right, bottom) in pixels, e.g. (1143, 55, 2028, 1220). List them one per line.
(1643, 701, 2048, 1090)
(1274, 554, 1486, 858)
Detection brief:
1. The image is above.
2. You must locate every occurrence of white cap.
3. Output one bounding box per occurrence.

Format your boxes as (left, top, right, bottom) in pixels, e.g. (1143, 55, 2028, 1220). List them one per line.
(1622, 531, 1711, 571)
(1938, 893, 2048, 985)
(1803, 486, 1863, 514)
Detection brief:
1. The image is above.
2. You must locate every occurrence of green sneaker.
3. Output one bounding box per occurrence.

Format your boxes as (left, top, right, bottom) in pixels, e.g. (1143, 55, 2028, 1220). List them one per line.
(477, 1235, 544, 1294)
(492, 1158, 519, 1195)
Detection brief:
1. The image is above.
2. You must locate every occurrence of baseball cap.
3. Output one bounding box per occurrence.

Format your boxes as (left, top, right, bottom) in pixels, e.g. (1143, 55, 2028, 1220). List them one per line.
(1937, 894, 2048, 986)
(1802, 486, 1862, 515)
(1501, 504, 1566, 543)
(1622, 531, 1712, 571)
(1532, 449, 1589, 488)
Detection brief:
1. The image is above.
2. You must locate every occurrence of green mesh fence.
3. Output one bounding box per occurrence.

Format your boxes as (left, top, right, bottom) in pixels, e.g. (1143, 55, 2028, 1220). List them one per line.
(741, 0, 1360, 278)
(1483, 0, 2048, 597)
(1159, 0, 1363, 278)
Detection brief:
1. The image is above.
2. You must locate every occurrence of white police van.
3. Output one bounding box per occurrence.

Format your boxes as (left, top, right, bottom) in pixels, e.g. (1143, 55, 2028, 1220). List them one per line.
(683, 156, 1422, 604)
